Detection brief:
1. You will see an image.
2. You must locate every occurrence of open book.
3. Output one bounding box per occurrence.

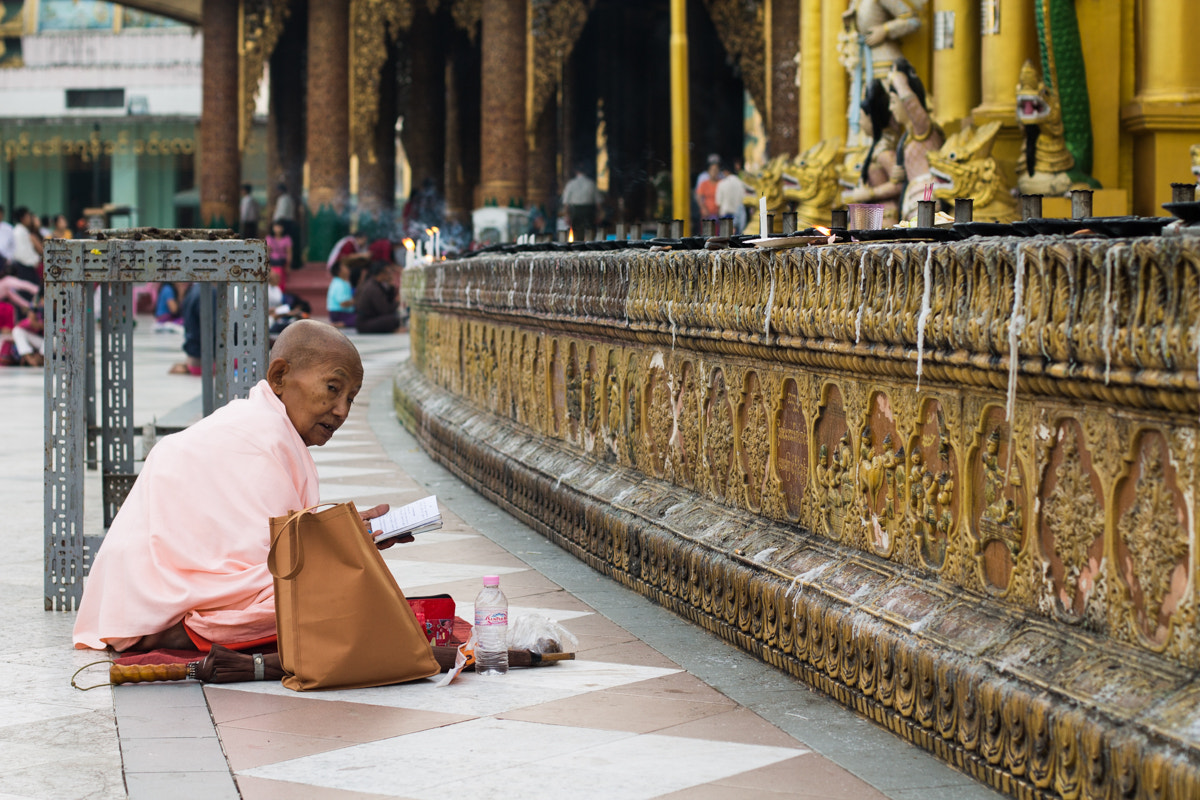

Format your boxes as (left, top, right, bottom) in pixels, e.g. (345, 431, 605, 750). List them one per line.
(368, 495, 442, 543)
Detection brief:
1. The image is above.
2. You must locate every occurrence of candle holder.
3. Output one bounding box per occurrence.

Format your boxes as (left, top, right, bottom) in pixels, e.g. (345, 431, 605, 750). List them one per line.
(954, 198, 974, 223)
(718, 217, 733, 238)
(630, 222, 642, 241)
(616, 222, 626, 240)
(781, 211, 798, 235)
(670, 220, 684, 239)
(1171, 183, 1196, 204)
(848, 203, 885, 231)
(1020, 194, 1043, 220)
(831, 208, 848, 230)
(916, 201, 936, 229)
(1070, 190, 1093, 220)
(765, 213, 776, 236)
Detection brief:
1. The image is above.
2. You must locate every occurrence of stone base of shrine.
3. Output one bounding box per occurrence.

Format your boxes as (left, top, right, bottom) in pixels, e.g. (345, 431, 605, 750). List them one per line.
(395, 360, 1200, 800)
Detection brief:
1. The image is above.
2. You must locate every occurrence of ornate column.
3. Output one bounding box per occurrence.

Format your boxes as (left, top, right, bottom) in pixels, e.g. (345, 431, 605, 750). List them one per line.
(768, 0, 800, 158)
(972, 0, 1038, 183)
(799, 0, 823, 150)
(669, 0, 689, 233)
(479, 0, 527, 207)
(358, 41, 398, 222)
(526, 98, 557, 213)
(1122, 0, 1200, 215)
(200, 0, 239, 228)
(819, 0, 846, 143)
(306, 0, 350, 259)
(930, 0, 979, 124)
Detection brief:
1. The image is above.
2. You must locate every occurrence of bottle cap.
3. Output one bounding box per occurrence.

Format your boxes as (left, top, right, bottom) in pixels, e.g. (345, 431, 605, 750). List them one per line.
(482, 575, 500, 586)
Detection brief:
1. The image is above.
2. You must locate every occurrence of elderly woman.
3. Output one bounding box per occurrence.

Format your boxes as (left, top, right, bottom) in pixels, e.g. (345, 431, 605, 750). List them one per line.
(73, 321, 394, 652)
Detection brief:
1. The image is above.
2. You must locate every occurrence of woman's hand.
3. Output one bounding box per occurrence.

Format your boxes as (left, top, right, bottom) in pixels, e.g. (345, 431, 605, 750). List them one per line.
(358, 503, 414, 549)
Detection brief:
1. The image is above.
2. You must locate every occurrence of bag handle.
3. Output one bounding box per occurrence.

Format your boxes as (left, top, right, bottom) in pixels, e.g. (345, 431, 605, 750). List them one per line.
(268, 503, 339, 580)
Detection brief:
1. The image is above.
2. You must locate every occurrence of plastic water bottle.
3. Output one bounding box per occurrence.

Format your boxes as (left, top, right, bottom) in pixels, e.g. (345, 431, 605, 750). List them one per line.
(474, 575, 509, 676)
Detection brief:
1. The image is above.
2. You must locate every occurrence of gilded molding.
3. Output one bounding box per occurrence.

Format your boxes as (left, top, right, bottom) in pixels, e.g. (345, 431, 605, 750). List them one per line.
(529, 0, 593, 123)
(239, 0, 291, 151)
(349, 0, 414, 162)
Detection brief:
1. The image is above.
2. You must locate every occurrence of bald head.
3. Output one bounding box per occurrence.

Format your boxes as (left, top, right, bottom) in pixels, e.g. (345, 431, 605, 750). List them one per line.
(267, 321, 364, 446)
(270, 319, 361, 374)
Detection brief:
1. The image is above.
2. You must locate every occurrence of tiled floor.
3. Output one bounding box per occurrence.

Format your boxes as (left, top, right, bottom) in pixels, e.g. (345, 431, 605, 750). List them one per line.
(0, 322, 1002, 799)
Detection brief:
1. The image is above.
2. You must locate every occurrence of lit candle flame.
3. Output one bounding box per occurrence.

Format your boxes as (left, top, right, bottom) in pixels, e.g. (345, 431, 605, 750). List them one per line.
(402, 238, 415, 251)
(430, 226, 439, 235)
(568, 228, 574, 243)
(814, 226, 832, 236)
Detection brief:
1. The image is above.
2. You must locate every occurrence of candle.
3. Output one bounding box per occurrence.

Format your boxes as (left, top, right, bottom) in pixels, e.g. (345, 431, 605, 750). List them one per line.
(759, 195, 768, 236)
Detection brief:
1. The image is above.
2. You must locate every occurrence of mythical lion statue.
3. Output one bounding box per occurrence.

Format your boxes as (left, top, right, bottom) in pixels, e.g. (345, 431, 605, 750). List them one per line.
(927, 121, 1018, 223)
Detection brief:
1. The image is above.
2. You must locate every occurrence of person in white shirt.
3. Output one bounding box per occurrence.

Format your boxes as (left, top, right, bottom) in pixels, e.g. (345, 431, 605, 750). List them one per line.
(10, 207, 42, 283)
(239, 184, 260, 238)
(0, 205, 14, 269)
(715, 161, 749, 234)
(561, 165, 601, 232)
(273, 182, 295, 224)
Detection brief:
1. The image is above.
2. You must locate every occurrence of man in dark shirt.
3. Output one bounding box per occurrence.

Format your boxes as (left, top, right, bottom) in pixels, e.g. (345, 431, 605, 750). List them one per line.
(354, 261, 402, 334)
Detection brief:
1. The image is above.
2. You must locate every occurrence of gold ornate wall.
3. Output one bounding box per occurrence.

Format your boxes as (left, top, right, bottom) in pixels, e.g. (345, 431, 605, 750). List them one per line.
(399, 241, 1200, 798)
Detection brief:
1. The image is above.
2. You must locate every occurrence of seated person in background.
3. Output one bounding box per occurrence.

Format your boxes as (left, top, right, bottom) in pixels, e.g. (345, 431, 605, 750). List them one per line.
(355, 261, 403, 334)
(73, 320, 391, 652)
(0, 273, 39, 312)
(154, 281, 185, 332)
(8, 307, 44, 367)
(325, 231, 367, 274)
(268, 269, 311, 335)
(168, 282, 210, 375)
(326, 260, 356, 328)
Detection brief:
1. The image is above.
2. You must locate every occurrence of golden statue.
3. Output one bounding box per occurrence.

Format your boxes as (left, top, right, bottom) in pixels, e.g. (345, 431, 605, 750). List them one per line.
(927, 121, 1019, 222)
(740, 155, 788, 234)
(1015, 60, 1077, 197)
(782, 139, 843, 229)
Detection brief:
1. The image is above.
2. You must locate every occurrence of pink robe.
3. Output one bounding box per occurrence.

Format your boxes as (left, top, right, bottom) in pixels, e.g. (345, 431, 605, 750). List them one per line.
(73, 381, 320, 651)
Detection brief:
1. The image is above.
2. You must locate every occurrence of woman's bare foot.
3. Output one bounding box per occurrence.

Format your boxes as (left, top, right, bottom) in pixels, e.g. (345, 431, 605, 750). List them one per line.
(126, 621, 193, 651)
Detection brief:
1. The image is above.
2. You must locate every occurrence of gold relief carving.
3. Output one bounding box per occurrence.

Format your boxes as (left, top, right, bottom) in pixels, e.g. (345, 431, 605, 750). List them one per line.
(858, 393, 904, 558)
(814, 384, 853, 542)
(893, 641, 916, 719)
(349, 0, 413, 162)
(449, 0, 481, 40)
(1114, 431, 1190, 648)
(1052, 709, 1084, 799)
(624, 354, 642, 469)
(645, 362, 672, 479)
(240, 0, 290, 151)
(979, 681, 1006, 766)
(1027, 701, 1054, 790)
(531, 335, 547, 434)
(602, 350, 621, 457)
(774, 378, 808, 520)
(1002, 691, 1030, 777)
(806, 601, 825, 672)
(583, 346, 601, 446)
(874, 629, 897, 708)
(528, 0, 593, 122)
(914, 650, 937, 730)
(564, 341, 581, 443)
(674, 361, 698, 489)
(776, 585, 796, 656)
(704, 368, 735, 503)
(969, 409, 1029, 595)
(905, 398, 959, 571)
(935, 661, 957, 740)
(1038, 419, 1107, 628)
(737, 372, 770, 513)
(956, 669, 981, 752)
(549, 339, 566, 438)
(856, 621, 877, 697)
(822, 610, 840, 681)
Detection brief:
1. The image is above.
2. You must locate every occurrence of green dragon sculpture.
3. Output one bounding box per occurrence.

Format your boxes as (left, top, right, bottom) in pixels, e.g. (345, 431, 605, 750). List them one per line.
(1034, 0, 1099, 187)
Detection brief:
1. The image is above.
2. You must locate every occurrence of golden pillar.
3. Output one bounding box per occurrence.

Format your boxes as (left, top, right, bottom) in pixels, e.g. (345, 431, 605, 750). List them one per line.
(1076, 0, 1128, 193)
(444, 54, 468, 224)
(306, 0, 350, 215)
(479, 0, 527, 207)
(1122, 0, 1200, 215)
(930, 0, 979, 125)
(819, 0, 846, 144)
(358, 41, 397, 218)
(669, 0, 689, 234)
(799, 0, 823, 151)
(199, 0, 239, 228)
(972, 0, 1038, 184)
(527, 99, 557, 213)
(769, 0, 800, 158)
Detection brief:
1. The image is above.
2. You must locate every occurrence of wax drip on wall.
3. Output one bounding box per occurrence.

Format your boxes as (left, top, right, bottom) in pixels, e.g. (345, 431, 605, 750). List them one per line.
(1102, 243, 1123, 384)
(764, 251, 777, 341)
(855, 248, 869, 344)
(1007, 246, 1027, 421)
(915, 245, 933, 391)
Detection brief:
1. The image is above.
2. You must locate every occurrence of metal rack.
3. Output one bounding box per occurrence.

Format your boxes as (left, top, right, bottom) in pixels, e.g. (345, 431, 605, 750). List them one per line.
(43, 234, 269, 611)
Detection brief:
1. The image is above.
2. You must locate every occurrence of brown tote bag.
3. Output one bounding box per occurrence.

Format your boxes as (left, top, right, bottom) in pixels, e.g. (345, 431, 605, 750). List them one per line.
(268, 502, 441, 691)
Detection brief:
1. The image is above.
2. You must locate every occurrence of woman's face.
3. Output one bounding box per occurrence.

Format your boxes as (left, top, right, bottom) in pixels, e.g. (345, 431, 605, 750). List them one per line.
(273, 223, 284, 237)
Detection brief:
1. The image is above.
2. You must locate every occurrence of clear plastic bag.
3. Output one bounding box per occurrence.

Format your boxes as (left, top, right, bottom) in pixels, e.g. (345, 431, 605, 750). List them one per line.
(507, 613, 579, 654)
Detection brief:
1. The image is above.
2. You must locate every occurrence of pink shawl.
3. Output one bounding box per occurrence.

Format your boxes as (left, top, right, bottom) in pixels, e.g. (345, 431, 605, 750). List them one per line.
(73, 381, 320, 651)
